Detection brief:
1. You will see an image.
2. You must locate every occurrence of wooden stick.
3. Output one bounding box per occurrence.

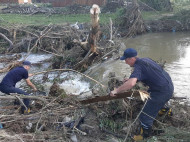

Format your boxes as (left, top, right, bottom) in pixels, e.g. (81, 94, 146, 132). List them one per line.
(23, 25, 53, 60)
(0, 94, 47, 103)
(109, 18, 113, 41)
(15, 95, 28, 111)
(39, 48, 63, 57)
(80, 91, 141, 104)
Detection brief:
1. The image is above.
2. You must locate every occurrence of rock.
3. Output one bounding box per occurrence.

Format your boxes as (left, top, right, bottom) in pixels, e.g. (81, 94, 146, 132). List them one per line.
(70, 134, 78, 142)
(107, 137, 119, 142)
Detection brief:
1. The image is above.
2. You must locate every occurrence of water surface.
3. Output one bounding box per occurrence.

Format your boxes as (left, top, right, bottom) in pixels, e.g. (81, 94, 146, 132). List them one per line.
(89, 32, 190, 99)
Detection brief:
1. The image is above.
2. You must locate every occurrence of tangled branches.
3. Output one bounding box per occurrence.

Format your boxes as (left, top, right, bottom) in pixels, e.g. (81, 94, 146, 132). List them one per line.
(118, 0, 146, 37)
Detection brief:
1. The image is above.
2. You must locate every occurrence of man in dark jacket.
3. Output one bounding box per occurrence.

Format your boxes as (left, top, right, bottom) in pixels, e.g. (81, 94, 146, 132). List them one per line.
(110, 48, 174, 141)
(0, 61, 37, 114)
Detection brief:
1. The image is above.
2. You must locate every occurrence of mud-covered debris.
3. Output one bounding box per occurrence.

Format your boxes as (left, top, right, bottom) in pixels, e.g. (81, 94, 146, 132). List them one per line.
(108, 72, 123, 91)
(49, 81, 67, 97)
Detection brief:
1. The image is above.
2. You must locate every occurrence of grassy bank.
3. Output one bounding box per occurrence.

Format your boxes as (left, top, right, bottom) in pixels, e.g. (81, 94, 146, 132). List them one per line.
(0, 13, 116, 26)
(0, 9, 189, 27)
(0, 10, 182, 27)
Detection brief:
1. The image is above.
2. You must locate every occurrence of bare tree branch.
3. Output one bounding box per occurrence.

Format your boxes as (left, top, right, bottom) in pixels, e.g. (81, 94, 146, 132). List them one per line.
(0, 32, 13, 49)
(0, 94, 47, 104)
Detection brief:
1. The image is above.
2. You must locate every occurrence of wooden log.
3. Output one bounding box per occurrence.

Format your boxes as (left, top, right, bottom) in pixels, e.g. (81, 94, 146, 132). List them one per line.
(80, 91, 141, 104)
(80, 91, 186, 105)
(89, 4, 101, 54)
(0, 95, 47, 104)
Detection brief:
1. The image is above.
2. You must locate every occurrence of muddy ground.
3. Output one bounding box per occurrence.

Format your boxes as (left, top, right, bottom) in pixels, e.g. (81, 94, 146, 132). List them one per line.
(0, 86, 190, 142)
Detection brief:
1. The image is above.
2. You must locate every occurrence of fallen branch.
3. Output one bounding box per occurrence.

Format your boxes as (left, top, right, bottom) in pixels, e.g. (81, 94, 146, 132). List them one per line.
(80, 90, 141, 104)
(23, 24, 53, 60)
(0, 94, 48, 104)
(109, 18, 113, 43)
(73, 50, 91, 69)
(15, 95, 28, 111)
(171, 96, 187, 100)
(33, 68, 105, 88)
(17, 28, 39, 38)
(0, 32, 13, 49)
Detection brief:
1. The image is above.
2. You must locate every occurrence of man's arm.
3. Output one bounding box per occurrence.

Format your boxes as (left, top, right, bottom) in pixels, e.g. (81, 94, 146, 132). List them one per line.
(25, 78, 37, 91)
(110, 78, 137, 96)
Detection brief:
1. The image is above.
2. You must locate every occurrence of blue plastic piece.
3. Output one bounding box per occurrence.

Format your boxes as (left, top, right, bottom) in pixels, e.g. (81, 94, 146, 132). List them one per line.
(0, 123, 3, 129)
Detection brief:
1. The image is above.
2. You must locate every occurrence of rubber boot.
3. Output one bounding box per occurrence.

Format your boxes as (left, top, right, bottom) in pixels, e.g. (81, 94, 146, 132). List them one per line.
(21, 106, 31, 114)
(143, 127, 152, 138)
(168, 108, 173, 116)
(133, 128, 143, 141)
(24, 108, 31, 114)
(133, 127, 152, 141)
(158, 107, 173, 116)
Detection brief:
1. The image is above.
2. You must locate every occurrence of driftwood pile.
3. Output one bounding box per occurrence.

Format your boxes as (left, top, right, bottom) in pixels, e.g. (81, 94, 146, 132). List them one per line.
(1, 5, 55, 15)
(1, 3, 190, 142)
(0, 95, 82, 141)
(0, 4, 121, 72)
(146, 9, 190, 32)
(0, 48, 189, 142)
(0, 72, 149, 142)
(0, 76, 190, 142)
(118, 0, 146, 37)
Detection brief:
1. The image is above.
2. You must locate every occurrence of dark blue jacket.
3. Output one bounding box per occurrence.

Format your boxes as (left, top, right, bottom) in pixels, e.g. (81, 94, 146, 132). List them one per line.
(1, 66, 28, 87)
(130, 58, 173, 92)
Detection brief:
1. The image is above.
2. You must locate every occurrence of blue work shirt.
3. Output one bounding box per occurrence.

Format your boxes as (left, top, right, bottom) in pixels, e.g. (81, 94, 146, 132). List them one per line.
(130, 58, 173, 91)
(1, 66, 28, 87)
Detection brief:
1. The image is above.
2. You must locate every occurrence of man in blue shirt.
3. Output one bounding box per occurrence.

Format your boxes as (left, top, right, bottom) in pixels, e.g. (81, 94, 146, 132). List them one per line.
(0, 61, 37, 114)
(110, 48, 174, 141)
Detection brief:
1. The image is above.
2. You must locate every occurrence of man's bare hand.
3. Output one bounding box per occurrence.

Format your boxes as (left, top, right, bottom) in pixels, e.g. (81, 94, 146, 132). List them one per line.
(110, 89, 117, 97)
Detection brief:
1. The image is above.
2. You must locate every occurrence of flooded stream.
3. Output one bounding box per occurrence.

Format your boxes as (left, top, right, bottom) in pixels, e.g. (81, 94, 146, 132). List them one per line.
(124, 32, 190, 98)
(0, 32, 190, 100)
(88, 32, 190, 99)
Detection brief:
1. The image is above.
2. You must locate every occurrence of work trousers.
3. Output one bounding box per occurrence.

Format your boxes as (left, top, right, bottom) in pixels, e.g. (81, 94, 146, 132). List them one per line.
(0, 84, 30, 109)
(139, 82, 174, 129)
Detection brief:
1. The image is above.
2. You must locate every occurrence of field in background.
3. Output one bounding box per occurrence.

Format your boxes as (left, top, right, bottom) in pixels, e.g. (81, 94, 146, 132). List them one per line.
(0, 0, 190, 26)
(0, 13, 116, 26)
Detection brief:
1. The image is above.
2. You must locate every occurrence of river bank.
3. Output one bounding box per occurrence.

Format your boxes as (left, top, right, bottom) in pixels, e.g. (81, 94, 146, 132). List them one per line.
(0, 31, 190, 141)
(0, 3, 190, 142)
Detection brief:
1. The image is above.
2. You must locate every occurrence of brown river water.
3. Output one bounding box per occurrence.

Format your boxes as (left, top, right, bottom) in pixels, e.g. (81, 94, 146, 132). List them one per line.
(0, 32, 189, 100)
(88, 32, 190, 99)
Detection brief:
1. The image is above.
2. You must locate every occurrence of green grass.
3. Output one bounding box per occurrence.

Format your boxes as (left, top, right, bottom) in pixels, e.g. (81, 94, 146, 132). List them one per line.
(0, 13, 116, 26)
